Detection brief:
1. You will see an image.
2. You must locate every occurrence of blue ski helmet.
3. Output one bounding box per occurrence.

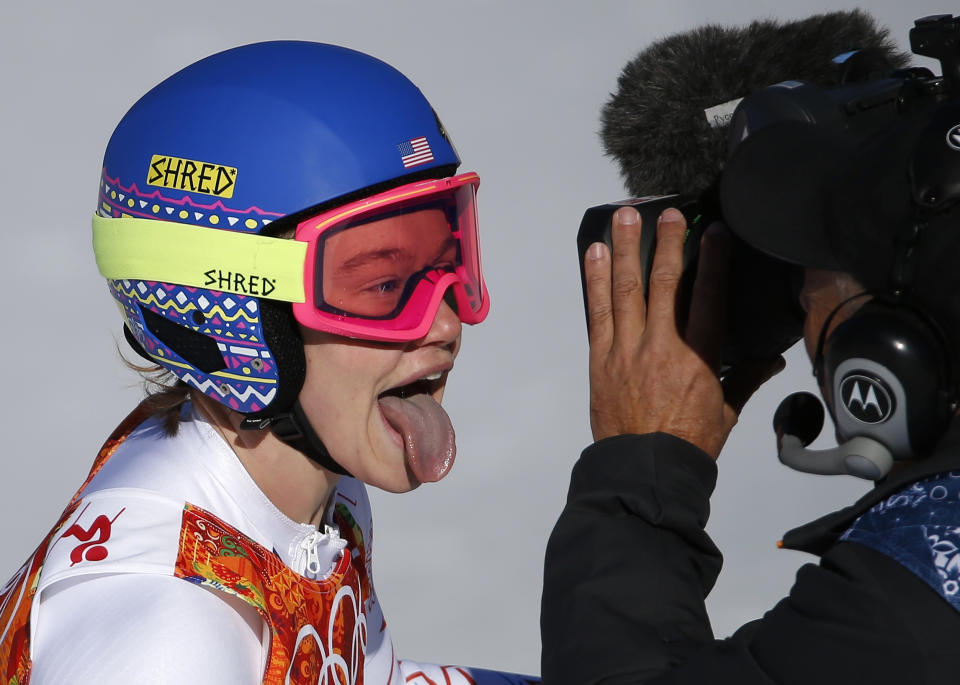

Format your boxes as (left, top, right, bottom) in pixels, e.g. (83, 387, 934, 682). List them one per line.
(95, 41, 462, 416)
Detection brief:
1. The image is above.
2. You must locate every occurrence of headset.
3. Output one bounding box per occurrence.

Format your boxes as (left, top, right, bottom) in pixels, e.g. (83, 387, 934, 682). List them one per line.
(775, 293, 958, 479)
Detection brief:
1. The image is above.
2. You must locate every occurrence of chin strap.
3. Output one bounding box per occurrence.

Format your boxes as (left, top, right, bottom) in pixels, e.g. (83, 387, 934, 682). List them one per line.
(240, 401, 352, 476)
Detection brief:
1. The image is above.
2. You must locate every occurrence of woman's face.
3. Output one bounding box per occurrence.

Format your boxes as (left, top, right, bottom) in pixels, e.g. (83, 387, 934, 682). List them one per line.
(298, 208, 464, 493)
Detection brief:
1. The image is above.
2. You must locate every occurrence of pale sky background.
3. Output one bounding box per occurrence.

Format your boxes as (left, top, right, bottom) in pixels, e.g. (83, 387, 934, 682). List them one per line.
(0, 0, 937, 677)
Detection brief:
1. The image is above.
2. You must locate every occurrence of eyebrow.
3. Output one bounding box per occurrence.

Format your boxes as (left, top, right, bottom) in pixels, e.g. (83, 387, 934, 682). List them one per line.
(333, 236, 458, 274)
(336, 247, 409, 273)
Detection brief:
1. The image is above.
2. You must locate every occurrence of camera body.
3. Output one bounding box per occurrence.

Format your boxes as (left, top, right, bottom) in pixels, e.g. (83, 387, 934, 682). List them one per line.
(579, 14, 960, 368)
(576, 196, 804, 366)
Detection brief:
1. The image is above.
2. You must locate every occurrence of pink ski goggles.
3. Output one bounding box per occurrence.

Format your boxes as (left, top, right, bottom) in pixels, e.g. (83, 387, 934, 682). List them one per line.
(291, 172, 489, 341)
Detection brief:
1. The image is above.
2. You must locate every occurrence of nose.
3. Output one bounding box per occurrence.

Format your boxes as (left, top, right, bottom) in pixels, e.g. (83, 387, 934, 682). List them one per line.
(419, 295, 461, 350)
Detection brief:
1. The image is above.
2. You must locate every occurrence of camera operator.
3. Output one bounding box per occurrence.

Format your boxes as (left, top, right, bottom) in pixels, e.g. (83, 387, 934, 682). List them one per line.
(541, 14, 960, 685)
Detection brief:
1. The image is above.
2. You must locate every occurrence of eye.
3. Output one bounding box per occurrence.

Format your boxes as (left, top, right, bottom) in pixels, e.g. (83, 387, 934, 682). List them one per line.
(369, 279, 401, 295)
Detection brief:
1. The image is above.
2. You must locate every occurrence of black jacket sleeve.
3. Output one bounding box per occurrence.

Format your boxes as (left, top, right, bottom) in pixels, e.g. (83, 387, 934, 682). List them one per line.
(540, 433, 722, 683)
(540, 433, 960, 684)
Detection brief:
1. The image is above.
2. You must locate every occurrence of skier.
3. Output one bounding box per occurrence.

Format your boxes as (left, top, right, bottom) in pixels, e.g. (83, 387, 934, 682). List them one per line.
(0, 41, 535, 684)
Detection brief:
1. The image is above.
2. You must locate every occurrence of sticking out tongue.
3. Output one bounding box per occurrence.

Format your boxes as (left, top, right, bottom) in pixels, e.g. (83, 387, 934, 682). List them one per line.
(378, 392, 456, 482)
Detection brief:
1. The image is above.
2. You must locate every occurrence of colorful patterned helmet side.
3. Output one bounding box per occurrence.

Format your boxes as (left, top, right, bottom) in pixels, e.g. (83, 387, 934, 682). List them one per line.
(97, 41, 460, 414)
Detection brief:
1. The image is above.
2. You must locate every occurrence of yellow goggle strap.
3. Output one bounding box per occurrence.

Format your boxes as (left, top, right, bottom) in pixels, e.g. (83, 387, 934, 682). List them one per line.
(92, 214, 307, 303)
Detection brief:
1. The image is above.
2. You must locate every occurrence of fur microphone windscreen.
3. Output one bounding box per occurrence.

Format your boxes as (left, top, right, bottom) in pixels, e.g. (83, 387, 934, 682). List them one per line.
(601, 10, 909, 198)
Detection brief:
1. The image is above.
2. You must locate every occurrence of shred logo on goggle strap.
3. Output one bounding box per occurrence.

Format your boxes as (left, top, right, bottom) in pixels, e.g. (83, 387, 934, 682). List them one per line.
(203, 269, 277, 297)
(148, 154, 237, 198)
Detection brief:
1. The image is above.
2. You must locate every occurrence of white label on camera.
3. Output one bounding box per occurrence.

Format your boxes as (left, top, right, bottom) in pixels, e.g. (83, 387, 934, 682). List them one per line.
(704, 97, 743, 129)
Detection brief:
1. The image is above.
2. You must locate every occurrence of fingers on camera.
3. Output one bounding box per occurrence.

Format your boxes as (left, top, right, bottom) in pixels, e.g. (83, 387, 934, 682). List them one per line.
(687, 223, 731, 368)
(646, 209, 686, 330)
(608, 207, 646, 336)
(584, 241, 613, 348)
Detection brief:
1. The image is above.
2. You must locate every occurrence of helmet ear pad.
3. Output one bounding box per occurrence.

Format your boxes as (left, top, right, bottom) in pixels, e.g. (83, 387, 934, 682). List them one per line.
(250, 298, 307, 420)
(821, 299, 955, 459)
(249, 298, 350, 475)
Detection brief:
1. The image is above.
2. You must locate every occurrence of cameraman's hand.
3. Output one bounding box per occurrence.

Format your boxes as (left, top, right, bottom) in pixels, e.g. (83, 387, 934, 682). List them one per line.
(585, 207, 783, 459)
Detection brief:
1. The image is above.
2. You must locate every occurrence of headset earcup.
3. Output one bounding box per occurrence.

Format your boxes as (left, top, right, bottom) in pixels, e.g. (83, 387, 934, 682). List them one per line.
(823, 300, 952, 459)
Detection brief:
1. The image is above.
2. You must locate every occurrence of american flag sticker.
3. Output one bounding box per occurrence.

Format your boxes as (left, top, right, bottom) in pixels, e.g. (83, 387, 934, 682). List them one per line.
(398, 136, 434, 168)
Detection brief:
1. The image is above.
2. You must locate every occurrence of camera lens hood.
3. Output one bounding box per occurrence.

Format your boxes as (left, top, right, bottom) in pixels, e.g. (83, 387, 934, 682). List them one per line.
(720, 120, 854, 270)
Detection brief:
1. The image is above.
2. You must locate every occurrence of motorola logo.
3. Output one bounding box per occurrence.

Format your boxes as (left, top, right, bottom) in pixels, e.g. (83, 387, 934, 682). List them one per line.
(839, 373, 894, 424)
(947, 124, 960, 151)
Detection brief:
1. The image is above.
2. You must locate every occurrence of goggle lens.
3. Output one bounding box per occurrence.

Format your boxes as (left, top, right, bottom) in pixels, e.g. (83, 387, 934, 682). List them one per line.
(294, 173, 487, 340)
